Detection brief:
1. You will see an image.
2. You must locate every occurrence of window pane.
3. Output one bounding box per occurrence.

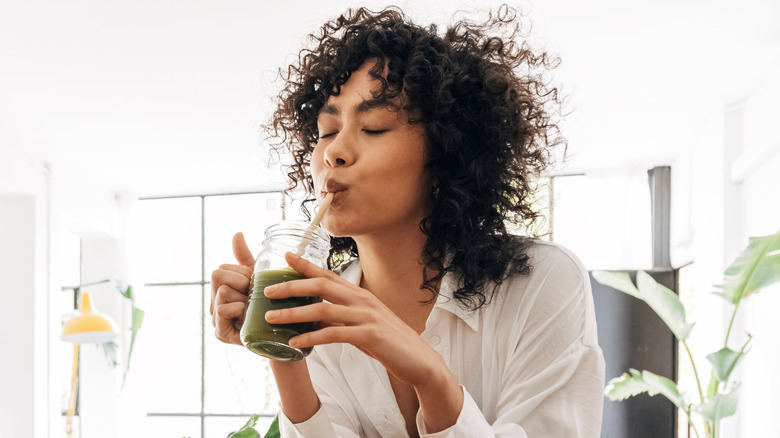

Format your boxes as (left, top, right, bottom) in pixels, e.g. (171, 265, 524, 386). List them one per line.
(144, 416, 201, 438)
(135, 285, 202, 413)
(551, 172, 651, 270)
(203, 285, 279, 415)
(205, 415, 276, 438)
(134, 197, 202, 283)
(204, 193, 282, 278)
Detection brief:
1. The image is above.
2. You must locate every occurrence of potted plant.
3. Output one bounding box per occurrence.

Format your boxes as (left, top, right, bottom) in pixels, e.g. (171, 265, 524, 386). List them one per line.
(228, 414, 278, 438)
(593, 229, 780, 438)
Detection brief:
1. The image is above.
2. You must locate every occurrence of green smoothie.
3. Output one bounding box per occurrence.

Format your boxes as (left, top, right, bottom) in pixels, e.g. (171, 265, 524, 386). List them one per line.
(240, 268, 321, 361)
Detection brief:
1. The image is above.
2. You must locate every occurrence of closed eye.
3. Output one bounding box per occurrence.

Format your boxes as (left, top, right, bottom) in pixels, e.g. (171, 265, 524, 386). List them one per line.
(363, 129, 387, 136)
(319, 131, 338, 139)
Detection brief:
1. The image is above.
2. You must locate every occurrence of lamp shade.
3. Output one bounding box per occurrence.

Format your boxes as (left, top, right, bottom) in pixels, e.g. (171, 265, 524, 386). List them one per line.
(61, 292, 118, 344)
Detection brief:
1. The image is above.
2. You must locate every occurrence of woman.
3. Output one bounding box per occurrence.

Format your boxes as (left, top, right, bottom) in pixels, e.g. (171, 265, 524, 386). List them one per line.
(211, 6, 604, 437)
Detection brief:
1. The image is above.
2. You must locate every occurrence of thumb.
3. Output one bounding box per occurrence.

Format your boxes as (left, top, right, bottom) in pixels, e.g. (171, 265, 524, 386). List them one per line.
(232, 232, 255, 267)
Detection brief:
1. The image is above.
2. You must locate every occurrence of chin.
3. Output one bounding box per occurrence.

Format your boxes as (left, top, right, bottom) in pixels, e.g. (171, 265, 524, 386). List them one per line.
(320, 218, 352, 239)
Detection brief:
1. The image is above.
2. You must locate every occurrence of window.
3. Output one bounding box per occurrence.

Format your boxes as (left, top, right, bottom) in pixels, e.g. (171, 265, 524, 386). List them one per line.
(131, 192, 290, 437)
(549, 170, 652, 270)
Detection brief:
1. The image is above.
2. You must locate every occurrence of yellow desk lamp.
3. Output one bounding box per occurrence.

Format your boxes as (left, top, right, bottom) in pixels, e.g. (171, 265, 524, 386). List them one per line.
(61, 283, 119, 438)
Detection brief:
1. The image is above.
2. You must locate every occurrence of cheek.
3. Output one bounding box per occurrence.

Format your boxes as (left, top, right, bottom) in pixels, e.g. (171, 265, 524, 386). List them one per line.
(310, 148, 325, 182)
(390, 163, 430, 205)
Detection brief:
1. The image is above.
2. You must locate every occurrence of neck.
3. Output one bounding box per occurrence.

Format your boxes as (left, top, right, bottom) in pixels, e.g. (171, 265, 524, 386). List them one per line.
(353, 226, 434, 332)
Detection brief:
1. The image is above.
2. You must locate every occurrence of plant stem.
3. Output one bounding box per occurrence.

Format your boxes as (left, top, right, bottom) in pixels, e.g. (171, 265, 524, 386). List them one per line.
(723, 300, 741, 348)
(687, 410, 701, 438)
(683, 340, 705, 402)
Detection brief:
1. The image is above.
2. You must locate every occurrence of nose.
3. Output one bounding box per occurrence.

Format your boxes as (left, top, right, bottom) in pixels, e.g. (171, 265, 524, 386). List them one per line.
(322, 131, 356, 168)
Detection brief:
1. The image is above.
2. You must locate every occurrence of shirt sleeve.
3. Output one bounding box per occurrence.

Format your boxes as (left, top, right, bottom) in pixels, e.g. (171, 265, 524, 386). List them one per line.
(415, 347, 604, 437)
(417, 246, 605, 437)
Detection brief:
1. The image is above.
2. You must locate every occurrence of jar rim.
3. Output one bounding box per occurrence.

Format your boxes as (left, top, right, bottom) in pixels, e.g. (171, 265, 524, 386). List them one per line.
(264, 220, 331, 244)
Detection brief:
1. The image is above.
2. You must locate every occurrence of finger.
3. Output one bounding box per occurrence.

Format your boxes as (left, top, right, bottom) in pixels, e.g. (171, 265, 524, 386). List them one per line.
(215, 302, 246, 345)
(289, 325, 363, 349)
(232, 232, 256, 267)
(215, 284, 249, 305)
(210, 265, 251, 315)
(213, 284, 248, 325)
(215, 324, 242, 346)
(284, 252, 346, 284)
(264, 276, 359, 305)
(212, 269, 251, 295)
(265, 302, 364, 326)
(215, 300, 246, 320)
(218, 263, 253, 278)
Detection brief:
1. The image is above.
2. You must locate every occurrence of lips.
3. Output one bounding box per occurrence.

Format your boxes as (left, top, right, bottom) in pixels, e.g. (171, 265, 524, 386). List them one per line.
(324, 180, 349, 194)
(321, 179, 349, 204)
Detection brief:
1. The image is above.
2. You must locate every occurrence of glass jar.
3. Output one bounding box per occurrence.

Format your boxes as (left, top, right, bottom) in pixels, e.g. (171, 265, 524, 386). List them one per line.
(240, 220, 330, 361)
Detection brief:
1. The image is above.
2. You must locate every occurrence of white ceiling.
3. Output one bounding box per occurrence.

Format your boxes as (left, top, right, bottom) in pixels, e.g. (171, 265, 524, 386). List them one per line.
(1, 0, 778, 197)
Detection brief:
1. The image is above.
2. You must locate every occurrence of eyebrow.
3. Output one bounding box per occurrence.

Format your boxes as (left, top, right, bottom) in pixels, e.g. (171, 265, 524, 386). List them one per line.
(319, 98, 389, 116)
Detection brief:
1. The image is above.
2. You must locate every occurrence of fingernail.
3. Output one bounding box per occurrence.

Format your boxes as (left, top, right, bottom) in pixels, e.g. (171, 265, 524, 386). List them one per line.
(286, 251, 300, 259)
(265, 310, 278, 322)
(288, 338, 299, 348)
(264, 285, 276, 296)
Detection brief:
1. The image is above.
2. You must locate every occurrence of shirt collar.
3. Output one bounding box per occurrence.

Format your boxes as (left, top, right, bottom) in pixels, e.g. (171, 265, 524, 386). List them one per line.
(339, 259, 480, 332)
(434, 271, 481, 331)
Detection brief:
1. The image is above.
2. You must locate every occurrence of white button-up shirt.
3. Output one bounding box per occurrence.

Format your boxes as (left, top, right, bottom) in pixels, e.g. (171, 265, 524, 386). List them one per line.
(279, 240, 605, 437)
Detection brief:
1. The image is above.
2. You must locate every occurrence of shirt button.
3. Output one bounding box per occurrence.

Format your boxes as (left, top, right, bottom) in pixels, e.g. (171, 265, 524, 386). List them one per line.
(430, 335, 441, 345)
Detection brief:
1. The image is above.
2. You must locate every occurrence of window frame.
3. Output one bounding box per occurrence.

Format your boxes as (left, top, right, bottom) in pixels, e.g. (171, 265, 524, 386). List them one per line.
(138, 191, 285, 437)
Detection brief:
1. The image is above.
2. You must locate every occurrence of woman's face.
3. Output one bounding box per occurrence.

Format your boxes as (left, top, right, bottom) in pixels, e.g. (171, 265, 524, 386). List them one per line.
(311, 60, 430, 240)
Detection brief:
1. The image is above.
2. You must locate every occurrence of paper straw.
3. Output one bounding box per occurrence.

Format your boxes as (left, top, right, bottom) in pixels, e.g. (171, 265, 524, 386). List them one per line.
(295, 192, 334, 257)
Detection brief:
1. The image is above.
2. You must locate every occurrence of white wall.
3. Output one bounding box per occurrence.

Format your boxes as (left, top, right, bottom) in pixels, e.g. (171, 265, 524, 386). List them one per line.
(678, 67, 780, 436)
(0, 196, 42, 436)
(78, 239, 125, 438)
(49, 170, 130, 438)
(1, 143, 133, 438)
(0, 146, 49, 438)
(729, 71, 780, 437)
(735, 150, 780, 437)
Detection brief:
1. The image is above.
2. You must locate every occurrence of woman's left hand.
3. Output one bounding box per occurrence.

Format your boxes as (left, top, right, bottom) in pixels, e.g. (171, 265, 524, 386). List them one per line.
(266, 251, 464, 433)
(263, 252, 443, 387)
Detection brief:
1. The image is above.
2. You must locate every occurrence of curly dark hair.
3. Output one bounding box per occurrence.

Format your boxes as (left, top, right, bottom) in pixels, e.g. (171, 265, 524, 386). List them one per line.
(266, 5, 564, 310)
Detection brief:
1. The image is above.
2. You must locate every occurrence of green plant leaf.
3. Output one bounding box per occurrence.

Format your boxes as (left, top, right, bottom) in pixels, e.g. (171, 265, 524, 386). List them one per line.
(119, 284, 133, 300)
(695, 387, 740, 422)
(604, 369, 647, 400)
(593, 271, 693, 340)
(605, 369, 688, 412)
(715, 230, 780, 304)
(228, 414, 261, 438)
(122, 307, 145, 385)
(112, 283, 145, 389)
(706, 347, 745, 383)
(263, 414, 280, 438)
(101, 341, 119, 367)
(706, 372, 719, 398)
(592, 271, 640, 299)
(229, 428, 259, 438)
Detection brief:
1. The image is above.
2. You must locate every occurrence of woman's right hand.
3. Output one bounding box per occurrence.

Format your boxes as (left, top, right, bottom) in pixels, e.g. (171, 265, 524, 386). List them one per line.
(210, 232, 255, 346)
